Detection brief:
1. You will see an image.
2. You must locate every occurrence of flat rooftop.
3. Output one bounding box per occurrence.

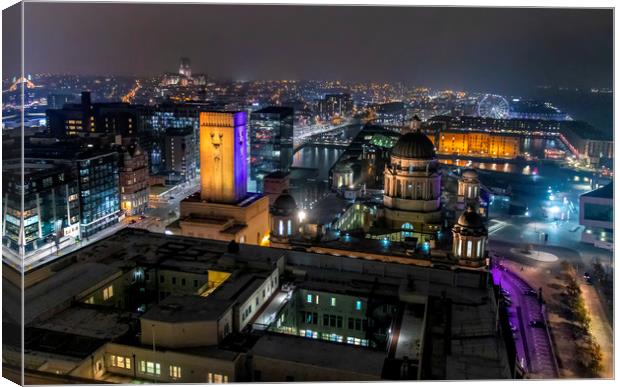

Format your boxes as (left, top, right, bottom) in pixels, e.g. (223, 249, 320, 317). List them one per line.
(252, 332, 386, 378)
(142, 294, 232, 323)
(25, 262, 121, 325)
(31, 306, 132, 340)
(581, 183, 613, 199)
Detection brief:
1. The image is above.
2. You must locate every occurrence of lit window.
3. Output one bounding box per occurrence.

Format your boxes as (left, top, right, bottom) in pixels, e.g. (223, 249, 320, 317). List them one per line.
(85, 296, 94, 304)
(330, 297, 336, 307)
(466, 241, 473, 258)
(103, 285, 114, 300)
(278, 220, 283, 235)
(315, 295, 319, 304)
(287, 220, 292, 235)
(140, 361, 161, 376)
(110, 355, 131, 369)
(355, 300, 362, 310)
(169, 365, 182, 379)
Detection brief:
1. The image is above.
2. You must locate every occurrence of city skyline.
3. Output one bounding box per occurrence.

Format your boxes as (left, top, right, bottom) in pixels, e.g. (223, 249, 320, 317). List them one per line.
(5, 3, 613, 93)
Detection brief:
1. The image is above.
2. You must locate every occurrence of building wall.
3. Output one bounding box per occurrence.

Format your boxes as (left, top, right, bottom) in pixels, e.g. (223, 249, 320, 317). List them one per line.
(437, 132, 520, 158)
(75, 342, 239, 383)
(178, 196, 270, 245)
(140, 318, 223, 348)
(237, 269, 279, 331)
(252, 356, 381, 382)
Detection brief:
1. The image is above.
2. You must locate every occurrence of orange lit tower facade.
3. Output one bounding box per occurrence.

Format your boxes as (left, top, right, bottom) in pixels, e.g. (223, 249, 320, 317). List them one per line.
(199, 111, 248, 203)
(172, 111, 270, 246)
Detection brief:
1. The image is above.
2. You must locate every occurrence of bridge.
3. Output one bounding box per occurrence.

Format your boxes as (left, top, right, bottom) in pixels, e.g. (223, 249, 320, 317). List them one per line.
(293, 119, 360, 151)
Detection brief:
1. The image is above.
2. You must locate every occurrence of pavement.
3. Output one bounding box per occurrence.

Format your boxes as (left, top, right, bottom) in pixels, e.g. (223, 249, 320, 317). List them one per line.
(492, 265, 558, 378)
(580, 281, 614, 378)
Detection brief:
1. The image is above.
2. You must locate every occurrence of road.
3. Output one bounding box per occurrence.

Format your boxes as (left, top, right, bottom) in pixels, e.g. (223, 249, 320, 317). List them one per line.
(492, 265, 558, 378)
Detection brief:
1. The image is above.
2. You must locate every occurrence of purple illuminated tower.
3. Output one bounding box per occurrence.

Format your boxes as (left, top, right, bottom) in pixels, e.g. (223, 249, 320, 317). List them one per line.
(199, 111, 248, 203)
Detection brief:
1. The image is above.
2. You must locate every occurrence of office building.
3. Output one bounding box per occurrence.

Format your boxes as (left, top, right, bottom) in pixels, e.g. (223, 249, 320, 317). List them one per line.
(47, 91, 139, 138)
(2, 161, 80, 259)
(250, 107, 294, 192)
(164, 127, 197, 183)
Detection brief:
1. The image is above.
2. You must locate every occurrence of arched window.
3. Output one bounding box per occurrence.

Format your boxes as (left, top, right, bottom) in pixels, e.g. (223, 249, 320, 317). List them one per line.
(287, 219, 292, 235)
(278, 220, 284, 236)
(466, 240, 473, 257)
(401, 223, 414, 238)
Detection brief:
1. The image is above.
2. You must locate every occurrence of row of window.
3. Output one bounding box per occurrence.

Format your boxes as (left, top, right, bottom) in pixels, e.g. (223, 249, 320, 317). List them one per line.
(109, 356, 189, 381)
(299, 330, 369, 347)
(305, 293, 363, 310)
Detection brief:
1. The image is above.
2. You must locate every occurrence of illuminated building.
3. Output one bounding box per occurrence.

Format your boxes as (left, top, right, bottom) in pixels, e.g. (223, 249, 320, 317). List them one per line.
(47, 92, 139, 138)
(73, 151, 123, 238)
(179, 57, 192, 78)
(331, 163, 354, 189)
(383, 131, 442, 229)
(172, 111, 269, 245)
(374, 101, 406, 126)
(457, 169, 480, 208)
(437, 131, 520, 158)
(579, 183, 613, 250)
(2, 161, 80, 258)
(118, 142, 149, 216)
(164, 127, 197, 183)
(451, 206, 488, 268)
(318, 93, 353, 120)
(12, 228, 510, 383)
(269, 190, 299, 248)
(249, 107, 294, 192)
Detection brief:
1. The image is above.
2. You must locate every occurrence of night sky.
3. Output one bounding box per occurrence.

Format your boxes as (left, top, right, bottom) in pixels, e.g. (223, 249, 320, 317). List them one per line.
(10, 3, 615, 93)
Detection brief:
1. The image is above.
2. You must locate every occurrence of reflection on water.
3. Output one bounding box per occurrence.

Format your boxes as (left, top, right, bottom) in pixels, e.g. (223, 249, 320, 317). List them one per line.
(293, 146, 344, 180)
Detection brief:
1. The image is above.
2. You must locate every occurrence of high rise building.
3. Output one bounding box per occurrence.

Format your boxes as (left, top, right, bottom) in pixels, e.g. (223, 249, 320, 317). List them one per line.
(170, 111, 269, 245)
(73, 151, 122, 238)
(318, 93, 353, 120)
(249, 107, 294, 192)
(47, 91, 139, 138)
(164, 127, 197, 183)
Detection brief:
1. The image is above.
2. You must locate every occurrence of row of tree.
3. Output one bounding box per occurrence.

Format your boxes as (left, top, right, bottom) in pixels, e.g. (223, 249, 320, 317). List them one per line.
(563, 265, 602, 377)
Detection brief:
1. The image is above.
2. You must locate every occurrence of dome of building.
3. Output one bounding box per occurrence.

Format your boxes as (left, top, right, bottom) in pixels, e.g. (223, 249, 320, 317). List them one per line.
(456, 206, 485, 230)
(391, 131, 436, 159)
(461, 169, 478, 179)
(333, 163, 353, 173)
(272, 190, 297, 213)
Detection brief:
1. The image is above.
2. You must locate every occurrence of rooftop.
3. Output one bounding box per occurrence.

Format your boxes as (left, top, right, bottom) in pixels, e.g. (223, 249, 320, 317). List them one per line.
(581, 183, 613, 199)
(141, 294, 232, 323)
(252, 332, 386, 378)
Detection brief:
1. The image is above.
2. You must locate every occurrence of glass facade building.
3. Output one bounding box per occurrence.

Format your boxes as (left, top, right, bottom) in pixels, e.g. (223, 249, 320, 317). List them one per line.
(2, 160, 79, 257)
(76, 152, 122, 238)
(249, 107, 294, 192)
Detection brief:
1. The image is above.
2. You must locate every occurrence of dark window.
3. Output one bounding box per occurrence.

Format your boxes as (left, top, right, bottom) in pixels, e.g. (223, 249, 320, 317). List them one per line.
(323, 314, 329, 326)
(172, 277, 176, 285)
(355, 319, 362, 331)
(348, 317, 354, 329)
(181, 278, 186, 286)
(337, 316, 343, 328)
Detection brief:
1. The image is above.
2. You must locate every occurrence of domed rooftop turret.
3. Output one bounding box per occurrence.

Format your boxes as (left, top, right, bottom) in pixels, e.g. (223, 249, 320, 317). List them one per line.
(391, 130, 436, 159)
(461, 169, 478, 179)
(272, 190, 298, 215)
(456, 206, 485, 230)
